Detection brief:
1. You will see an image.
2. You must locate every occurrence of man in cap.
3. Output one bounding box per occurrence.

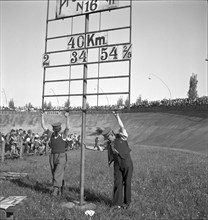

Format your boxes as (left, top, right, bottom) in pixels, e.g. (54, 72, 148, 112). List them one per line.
(41, 111, 70, 196)
(86, 111, 133, 209)
(102, 111, 133, 209)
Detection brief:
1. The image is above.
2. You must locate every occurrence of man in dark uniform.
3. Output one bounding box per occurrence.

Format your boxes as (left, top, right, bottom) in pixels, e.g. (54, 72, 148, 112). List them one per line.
(86, 111, 133, 209)
(101, 111, 133, 209)
(41, 112, 70, 196)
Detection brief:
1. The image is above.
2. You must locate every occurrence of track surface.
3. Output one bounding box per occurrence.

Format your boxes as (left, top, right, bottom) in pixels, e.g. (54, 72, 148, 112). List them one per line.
(0, 111, 207, 154)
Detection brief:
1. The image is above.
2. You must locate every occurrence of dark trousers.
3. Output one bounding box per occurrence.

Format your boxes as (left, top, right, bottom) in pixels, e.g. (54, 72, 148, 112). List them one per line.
(113, 154, 133, 206)
(49, 153, 67, 188)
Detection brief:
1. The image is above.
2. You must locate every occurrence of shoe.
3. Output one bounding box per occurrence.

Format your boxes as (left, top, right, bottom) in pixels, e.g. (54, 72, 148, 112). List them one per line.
(60, 180, 65, 195)
(51, 187, 59, 196)
(122, 204, 130, 209)
(112, 205, 122, 210)
(60, 186, 64, 195)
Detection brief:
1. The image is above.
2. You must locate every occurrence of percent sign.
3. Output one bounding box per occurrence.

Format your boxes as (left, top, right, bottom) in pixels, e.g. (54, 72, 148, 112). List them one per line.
(122, 44, 132, 60)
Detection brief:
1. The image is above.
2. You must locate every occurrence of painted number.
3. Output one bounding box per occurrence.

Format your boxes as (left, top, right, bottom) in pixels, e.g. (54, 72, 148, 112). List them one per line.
(100, 46, 118, 61)
(42, 54, 50, 67)
(109, 46, 118, 60)
(67, 35, 85, 49)
(76, 0, 98, 14)
(70, 50, 88, 64)
(100, 47, 108, 61)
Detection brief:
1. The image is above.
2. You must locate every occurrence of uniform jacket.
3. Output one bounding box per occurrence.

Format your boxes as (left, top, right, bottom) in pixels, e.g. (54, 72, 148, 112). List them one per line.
(107, 127, 131, 166)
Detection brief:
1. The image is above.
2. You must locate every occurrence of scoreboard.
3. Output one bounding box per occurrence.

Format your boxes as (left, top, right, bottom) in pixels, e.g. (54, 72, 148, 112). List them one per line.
(42, 0, 132, 103)
(42, 0, 132, 206)
(56, 0, 119, 18)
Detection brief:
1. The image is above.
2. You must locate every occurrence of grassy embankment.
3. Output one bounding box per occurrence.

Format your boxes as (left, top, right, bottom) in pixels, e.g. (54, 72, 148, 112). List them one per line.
(1, 146, 208, 220)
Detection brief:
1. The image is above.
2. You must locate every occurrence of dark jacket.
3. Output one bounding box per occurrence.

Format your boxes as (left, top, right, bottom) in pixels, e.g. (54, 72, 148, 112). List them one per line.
(107, 133, 131, 166)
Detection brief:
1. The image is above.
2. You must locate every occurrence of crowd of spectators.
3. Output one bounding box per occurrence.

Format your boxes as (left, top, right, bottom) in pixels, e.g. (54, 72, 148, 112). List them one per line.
(0, 96, 207, 113)
(0, 129, 81, 159)
(129, 96, 208, 109)
(0, 129, 48, 159)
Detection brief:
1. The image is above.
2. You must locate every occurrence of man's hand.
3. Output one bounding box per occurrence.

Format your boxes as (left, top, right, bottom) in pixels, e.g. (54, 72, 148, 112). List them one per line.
(40, 110, 45, 116)
(112, 110, 119, 118)
(113, 110, 125, 130)
(64, 111, 70, 117)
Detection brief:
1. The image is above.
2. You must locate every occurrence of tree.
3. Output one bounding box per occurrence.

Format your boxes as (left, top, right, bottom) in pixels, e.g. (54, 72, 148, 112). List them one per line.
(142, 99, 149, 106)
(86, 101, 90, 109)
(124, 96, 130, 106)
(25, 102, 33, 109)
(43, 101, 48, 110)
(187, 73, 198, 101)
(43, 101, 53, 110)
(8, 99, 15, 109)
(47, 101, 53, 110)
(135, 95, 142, 106)
(117, 96, 123, 107)
(64, 99, 70, 108)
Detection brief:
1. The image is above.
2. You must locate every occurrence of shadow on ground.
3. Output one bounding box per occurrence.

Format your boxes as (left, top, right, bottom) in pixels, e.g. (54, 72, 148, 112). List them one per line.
(10, 177, 51, 194)
(65, 186, 111, 206)
(10, 178, 111, 206)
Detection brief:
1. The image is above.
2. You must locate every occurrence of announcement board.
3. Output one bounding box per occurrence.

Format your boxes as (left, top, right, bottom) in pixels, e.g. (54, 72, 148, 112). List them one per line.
(42, 0, 132, 108)
(56, 0, 119, 18)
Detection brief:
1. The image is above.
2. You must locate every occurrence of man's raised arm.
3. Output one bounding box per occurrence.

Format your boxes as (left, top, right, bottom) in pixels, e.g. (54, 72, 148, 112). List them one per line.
(113, 111, 128, 138)
(41, 112, 47, 131)
(64, 112, 70, 136)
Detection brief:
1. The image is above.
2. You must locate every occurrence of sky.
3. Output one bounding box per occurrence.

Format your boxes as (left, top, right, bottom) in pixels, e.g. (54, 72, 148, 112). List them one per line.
(0, 0, 207, 108)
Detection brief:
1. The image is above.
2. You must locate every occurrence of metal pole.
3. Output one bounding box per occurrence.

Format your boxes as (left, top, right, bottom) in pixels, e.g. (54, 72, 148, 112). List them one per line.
(99, 87, 109, 105)
(42, 0, 50, 110)
(2, 89, 7, 107)
(149, 73, 172, 100)
(68, 18, 73, 107)
(206, 0, 208, 96)
(0, 63, 1, 106)
(1, 140, 5, 163)
(97, 12, 102, 107)
(128, 0, 132, 109)
(80, 13, 89, 206)
(50, 88, 60, 106)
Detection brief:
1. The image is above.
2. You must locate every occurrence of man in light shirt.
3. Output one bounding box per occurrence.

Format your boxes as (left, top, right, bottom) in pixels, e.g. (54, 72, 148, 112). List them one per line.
(41, 112, 70, 196)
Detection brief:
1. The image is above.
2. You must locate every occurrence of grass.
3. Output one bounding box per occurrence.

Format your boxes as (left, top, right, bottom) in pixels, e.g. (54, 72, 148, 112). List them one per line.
(1, 145, 208, 220)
